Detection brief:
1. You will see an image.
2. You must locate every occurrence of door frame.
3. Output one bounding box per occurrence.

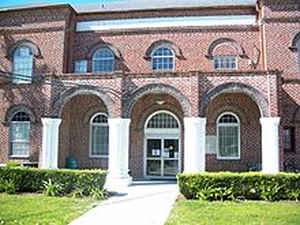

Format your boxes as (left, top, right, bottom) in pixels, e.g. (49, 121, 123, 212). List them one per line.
(143, 110, 181, 179)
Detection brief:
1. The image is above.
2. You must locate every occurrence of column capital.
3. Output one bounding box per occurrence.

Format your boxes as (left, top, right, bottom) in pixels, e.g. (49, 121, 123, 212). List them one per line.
(184, 117, 207, 125)
(41, 117, 62, 127)
(260, 117, 280, 126)
(108, 118, 131, 126)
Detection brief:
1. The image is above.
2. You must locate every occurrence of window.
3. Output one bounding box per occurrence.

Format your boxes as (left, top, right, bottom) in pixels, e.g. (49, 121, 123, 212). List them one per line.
(151, 47, 174, 71)
(74, 60, 88, 73)
(217, 113, 240, 159)
(90, 113, 109, 157)
(10, 112, 31, 157)
(147, 112, 179, 129)
(92, 47, 115, 73)
(284, 127, 295, 152)
(13, 46, 33, 83)
(214, 56, 237, 70)
(297, 40, 300, 70)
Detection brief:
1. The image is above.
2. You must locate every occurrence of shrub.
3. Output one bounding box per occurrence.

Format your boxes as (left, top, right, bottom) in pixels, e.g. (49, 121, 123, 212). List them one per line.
(2, 180, 17, 194)
(0, 167, 107, 196)
(5, 160, 21, 168)
(42, 179, 63, 197)
(177, 172, 300, 201)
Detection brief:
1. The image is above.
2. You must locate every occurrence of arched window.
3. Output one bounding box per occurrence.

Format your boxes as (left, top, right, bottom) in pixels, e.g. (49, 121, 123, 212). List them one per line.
(13, 46, 33, 84)
(92, 47, 115, 73)
(90, 113, 109, 157)
(10, 111, 31, 157)
(217, 112, 240, 159)
(151, 47, 174, 71)
(146, 112, 179, 129)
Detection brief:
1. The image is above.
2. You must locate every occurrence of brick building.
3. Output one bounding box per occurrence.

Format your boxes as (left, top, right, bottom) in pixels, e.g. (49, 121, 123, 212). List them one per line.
(0, 0, 299, 187)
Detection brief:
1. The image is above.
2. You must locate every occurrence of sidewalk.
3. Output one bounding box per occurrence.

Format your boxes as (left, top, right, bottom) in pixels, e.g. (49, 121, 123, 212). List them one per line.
(69, 181, 179, 225)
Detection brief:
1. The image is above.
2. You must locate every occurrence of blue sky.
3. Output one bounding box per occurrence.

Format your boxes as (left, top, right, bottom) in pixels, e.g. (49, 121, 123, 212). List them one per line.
(0, 0, 119, 8)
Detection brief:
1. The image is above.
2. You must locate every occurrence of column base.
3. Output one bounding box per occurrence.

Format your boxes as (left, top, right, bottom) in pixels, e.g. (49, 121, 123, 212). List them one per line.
(104, 175, 133, 192)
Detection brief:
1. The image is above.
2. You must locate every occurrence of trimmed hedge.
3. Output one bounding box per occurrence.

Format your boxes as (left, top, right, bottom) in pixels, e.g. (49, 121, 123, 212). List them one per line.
(0, 167, 107, 195)
(177, 172, 300, 201)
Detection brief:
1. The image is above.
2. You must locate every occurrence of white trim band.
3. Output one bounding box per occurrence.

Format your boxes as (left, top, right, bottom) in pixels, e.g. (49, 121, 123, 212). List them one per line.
(76, 15, 257, 32)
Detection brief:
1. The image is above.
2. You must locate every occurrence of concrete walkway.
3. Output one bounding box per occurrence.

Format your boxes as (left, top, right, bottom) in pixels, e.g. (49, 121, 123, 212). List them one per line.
(69, 181, 179, 225)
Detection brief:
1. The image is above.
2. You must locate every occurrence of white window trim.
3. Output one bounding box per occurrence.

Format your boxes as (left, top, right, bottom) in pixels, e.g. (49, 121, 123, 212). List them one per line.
(144, 110, 181, 179)
(216, 112, 240, 160)
(151, 46, 175, 72)
(92, 48, 115, 73)
(89, 112, 109, 158)
(214, 55, 238, 71)
(9, 121, 30, 158)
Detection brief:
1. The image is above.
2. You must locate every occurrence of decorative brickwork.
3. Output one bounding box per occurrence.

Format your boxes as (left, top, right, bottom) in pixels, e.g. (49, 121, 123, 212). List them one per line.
(0, 1, 299, 175)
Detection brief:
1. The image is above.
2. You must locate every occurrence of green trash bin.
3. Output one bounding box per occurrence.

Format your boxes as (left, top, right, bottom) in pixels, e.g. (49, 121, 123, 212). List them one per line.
(66, 156, 78, 169)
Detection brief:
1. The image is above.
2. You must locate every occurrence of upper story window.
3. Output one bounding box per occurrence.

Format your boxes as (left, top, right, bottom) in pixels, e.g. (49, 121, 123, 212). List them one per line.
(214, 56, 237, 70)
(74, 60, 88, 73)
(13, 46, 33, 84)
(90, 113, 109, 157)
(217, 112, 240, 160)
(92, 47, 115, 73)
(151, 47, 174, 71)
(10, 111, 31, 157)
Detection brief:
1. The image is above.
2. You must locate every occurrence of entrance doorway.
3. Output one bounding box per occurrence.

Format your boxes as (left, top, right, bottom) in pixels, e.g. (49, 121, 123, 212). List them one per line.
(144, 111, 181, 178)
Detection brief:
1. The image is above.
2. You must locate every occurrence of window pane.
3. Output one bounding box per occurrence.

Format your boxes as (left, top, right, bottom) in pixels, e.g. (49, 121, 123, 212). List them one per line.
(218, 126, 239, 158)
(13, 46, 33, 83)
(92, 48, 115, 73)
(147, 113, 178, 128)
(214, 56, 236, 70)
(74, 60, 87, 73)
(10, 122, 30, 156)
(92, 126, 109, 156)
(152, 47, 174, 71)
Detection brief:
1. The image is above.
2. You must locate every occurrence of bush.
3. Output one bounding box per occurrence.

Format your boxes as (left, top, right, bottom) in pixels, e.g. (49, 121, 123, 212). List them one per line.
(177, 172, 300, 201)
(0, 167, 107, 196)
(42, 179, 63, 197)
(5, 160, 21, 168)
(2, 180, 17, 194)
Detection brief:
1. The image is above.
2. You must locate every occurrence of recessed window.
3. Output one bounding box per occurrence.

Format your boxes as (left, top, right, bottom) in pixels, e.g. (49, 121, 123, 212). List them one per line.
(74, 60, 87, 73)
(284, 127, 295, 152)
(92, 47, 115, 73)
(217, 113, 240, 159)
(10, 112, 31, 157)
(152, 47, 174, 71)
(13, 46, 33, 84)
(147, 112, 179, 129)
(90, 113, 109, 157)
(214, 56, 237, 70)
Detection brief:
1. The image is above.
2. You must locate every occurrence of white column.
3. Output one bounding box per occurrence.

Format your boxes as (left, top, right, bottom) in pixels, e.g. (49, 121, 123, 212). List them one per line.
(41, 118, 62, 169)
(105, 118, 132, 191)
(184, 117, 206, 173)
(260, 117, 280, 173)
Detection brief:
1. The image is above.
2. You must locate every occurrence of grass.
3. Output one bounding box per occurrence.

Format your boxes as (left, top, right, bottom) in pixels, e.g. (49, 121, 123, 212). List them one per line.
(165, 199, 300, 225)
(0, 193, 99, 225)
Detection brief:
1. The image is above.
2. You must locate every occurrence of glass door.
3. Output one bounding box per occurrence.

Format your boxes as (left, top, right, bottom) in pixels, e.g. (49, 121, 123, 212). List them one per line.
(163, 139, 179, 177)
(146, 138, 179, 178)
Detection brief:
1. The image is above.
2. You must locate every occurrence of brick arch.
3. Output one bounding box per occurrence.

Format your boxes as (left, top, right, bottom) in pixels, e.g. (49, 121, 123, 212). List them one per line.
(5, 104, 37, 124)
(51, 86, 114, 118)
(200, 83, 269, 117)
(122, 83, 192, 118)
(6, 39, 42, 59)
(144, 40, 184, 60)
(88, 42, 122, 59)
(205, 38, 246, 59)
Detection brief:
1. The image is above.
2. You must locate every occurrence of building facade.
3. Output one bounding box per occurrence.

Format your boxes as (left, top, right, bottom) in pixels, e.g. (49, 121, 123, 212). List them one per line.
(0, 0, 299, 186)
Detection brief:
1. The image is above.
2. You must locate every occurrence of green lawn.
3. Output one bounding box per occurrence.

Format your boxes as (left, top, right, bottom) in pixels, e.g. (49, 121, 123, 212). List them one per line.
(165, 200, 300, 225)
(0, 193, 99, 225)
